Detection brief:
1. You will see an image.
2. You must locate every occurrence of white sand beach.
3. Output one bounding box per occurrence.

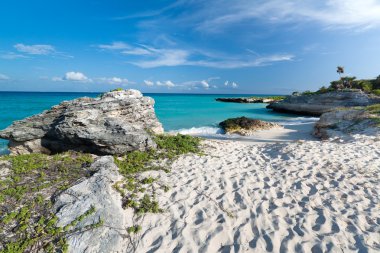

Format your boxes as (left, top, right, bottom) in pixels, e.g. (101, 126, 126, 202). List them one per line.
(133, 131, 380, 252)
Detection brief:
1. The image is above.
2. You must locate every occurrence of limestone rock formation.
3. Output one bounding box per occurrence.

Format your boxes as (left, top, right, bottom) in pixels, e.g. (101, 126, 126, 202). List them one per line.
(313, 109, 380, 139)
(54, 156, 131, 253)
(0, 89, 164, 155)
(219, 116, 282, 136)
(267, 90, 380, 116)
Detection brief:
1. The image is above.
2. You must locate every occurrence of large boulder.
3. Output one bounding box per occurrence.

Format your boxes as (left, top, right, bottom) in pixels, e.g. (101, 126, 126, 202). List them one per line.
(267, 90, 380, 116)
(313, 109, 380, 139)
(0, 89, 164, 155)
(54, 156, 132, 253)
(219, 116, 282, 136)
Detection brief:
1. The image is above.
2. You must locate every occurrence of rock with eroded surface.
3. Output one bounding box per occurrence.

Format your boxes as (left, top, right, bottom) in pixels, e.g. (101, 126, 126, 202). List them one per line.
(0, 89, 164, 155)
(267, 90, 380, 116)
(219, 117, 282, 136)
(313, 108, 380, 139)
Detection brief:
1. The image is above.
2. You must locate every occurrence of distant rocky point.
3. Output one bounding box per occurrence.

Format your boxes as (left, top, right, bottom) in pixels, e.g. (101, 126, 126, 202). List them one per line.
(267, 90, 380, 116)
(216, 96, 284, 104)
(0, 89, 164, 155)
(219, 116, 282, 136)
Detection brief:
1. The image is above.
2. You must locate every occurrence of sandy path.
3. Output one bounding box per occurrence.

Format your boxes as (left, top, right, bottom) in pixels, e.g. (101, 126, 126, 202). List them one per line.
(135, 138, 380, 252)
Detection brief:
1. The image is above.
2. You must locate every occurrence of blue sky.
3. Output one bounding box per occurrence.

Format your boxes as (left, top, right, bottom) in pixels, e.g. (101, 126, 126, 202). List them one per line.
(1, 0, 380, 94)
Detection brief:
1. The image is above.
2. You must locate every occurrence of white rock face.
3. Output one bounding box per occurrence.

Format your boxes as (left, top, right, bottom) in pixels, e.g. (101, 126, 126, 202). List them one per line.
(314, 109, 380, 139)
(54, 156, 132, 253)
(0, 160, 11, 180)
(0, 89, 164, 155)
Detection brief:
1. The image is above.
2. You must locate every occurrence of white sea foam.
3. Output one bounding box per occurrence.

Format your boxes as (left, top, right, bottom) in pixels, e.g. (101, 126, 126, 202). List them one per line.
(170, 117, 319, 138)
(170, 126, 224, 136)
(276, 116, 319, 125)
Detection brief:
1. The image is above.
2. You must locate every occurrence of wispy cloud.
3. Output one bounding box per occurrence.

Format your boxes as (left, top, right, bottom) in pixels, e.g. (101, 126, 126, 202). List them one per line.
(0, 52, 28, 60)
(14, 43, 56, 55)
(199, 0, 380, 32)
(0, 73, 10, 81)
(98, 42, 130, 50)
(11, 43, 73, 59)
(132, 0, 380, 33)
(96, 77, 130, 86)
(98, 42, 293, 68)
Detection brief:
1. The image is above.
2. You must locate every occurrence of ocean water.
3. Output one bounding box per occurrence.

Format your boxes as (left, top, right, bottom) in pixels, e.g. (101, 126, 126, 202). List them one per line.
(0, 92, 317, 155)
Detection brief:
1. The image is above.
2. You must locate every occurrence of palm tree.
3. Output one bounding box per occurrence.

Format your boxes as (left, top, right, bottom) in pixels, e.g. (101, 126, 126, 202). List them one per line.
(336, 66, 345, 89)
(336, 66, 344, 78)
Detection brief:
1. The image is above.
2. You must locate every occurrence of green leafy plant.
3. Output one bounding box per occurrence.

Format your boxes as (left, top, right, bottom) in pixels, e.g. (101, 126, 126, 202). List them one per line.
(0, 152, 98, 252)
(113, 134, 201, 215)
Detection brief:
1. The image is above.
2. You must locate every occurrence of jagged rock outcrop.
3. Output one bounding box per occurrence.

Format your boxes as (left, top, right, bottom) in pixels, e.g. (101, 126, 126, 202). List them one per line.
(54, 156, 132, 253)
(267, 91, 380, 116)
(216, 97, 282, 103)
(313, 109, 380, 139)
(219, 116, 282, 136)
(0, 89, 164, 155)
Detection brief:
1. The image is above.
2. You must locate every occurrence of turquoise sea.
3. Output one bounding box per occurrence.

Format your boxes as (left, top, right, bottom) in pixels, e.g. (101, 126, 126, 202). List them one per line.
(0, 92, 317, 155)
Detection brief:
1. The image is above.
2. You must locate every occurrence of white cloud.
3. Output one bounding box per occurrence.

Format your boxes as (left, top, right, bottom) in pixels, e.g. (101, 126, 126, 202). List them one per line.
(53, 72, 133, 85)
(122, 48, 152, 55)
(200, 80, 209, 89)
(98, 42, 130, 50)
(146, 77, 221, 90)
(144, 80, 154, 86)
(125, 44, 293, 68)
(133, 48, 189, 68)
(63, 72, 91, 82)
(98, 38, 293, 69)
(224, 80, 239, 88)
(14, 43, 56, 55)
(0, 52, 27, 60)
(52, 76, 64, 82)
(195, 0, 380, 32)
(97, 77, 129, 86)
(156, 80, 176, 87)
(0, 74, 10, 80)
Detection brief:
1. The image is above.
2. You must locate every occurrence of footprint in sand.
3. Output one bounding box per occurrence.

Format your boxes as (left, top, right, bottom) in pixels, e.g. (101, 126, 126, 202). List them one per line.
(312, 208, 326, 231)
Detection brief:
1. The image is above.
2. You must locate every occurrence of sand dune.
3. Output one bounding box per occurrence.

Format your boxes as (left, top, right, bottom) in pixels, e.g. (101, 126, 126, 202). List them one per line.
(133, 137, 380, 252)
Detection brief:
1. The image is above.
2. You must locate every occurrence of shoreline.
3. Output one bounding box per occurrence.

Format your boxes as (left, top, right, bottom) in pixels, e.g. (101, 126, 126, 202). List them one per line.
(133, 135, 380, 252)
(1, 89, 379, 252)
(172, 120, 319, 144)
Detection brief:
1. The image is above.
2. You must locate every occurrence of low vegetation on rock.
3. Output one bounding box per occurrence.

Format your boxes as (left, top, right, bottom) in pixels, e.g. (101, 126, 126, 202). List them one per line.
(0, 152, 102, 253)
(294, 67, 380, 96)
(0, 133, 202, 252)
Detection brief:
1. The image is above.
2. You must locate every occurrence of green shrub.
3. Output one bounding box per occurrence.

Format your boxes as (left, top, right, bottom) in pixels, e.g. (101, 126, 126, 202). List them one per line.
(372, 89, 380, 96)
(0, 152, 96, 252)
(110, 88, 124, 92)
(114, 134, 201, 215)
(354, 80, 373, 93)
(302, 90, 317, 95)
(366, 104, 380, 114)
